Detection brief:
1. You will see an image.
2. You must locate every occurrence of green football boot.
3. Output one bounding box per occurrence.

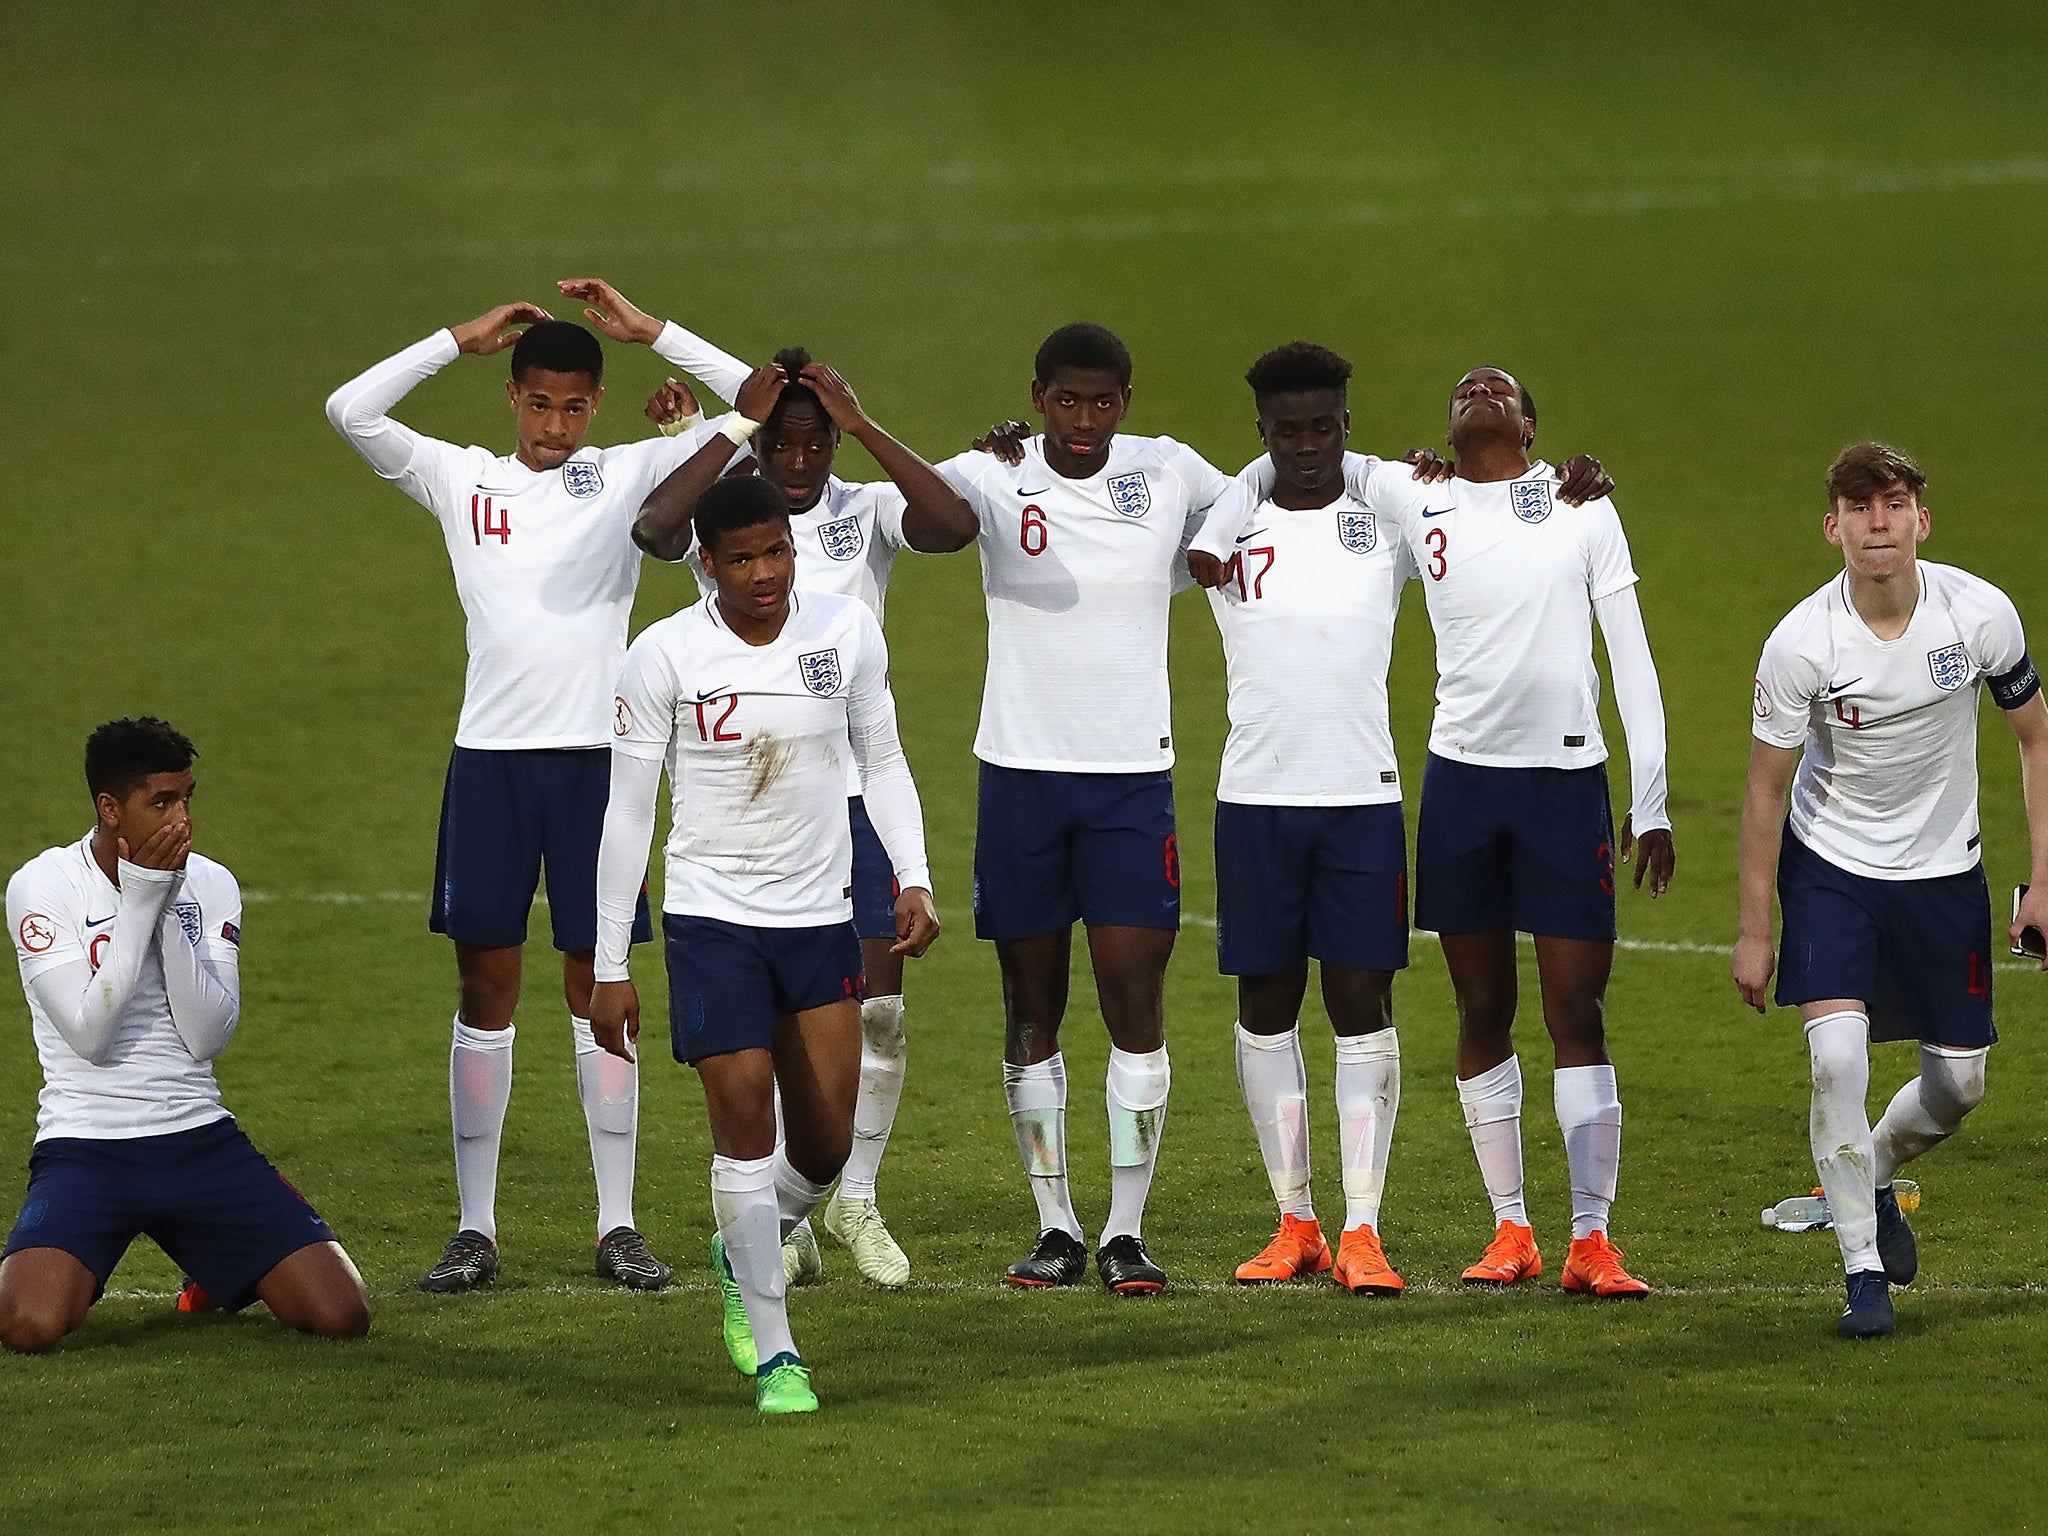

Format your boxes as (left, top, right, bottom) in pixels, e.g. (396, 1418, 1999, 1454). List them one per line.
(710, 1233, 757, 1377)
(755, 1351, 818, 1415)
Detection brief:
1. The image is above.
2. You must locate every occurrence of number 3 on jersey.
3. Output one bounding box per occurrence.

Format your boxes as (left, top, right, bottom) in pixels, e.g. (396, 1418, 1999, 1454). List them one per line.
(1425, 527, 1448, 581)
(470, 494, 510, 546)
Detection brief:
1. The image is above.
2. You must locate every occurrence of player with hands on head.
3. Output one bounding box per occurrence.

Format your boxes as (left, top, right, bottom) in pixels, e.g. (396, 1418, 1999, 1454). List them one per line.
(1733, 442, 2048, 1339)
(637, 343, 975, 1289)
(324, 280, 751, 1297)
(1, 718, 369, 1352)
(590, 475, 938, 1414)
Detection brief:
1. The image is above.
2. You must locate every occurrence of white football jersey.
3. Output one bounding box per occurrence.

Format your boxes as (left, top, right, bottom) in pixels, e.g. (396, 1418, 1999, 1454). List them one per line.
(612, 589, 930, 926)
(326, 329, 724, 751)
(952, 434, 1229, 772)
(7, 837, 240, 1142)
(1204, 487, 1415, 805)
(1753, 562, 2032, 880)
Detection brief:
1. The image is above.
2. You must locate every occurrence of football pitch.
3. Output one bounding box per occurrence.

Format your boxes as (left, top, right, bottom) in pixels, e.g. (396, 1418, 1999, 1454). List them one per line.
(6, 3, 2048, 1530)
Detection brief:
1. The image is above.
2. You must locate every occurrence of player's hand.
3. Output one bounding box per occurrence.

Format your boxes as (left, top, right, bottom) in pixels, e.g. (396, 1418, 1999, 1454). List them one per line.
(588, 980, 641, 1063)
(735, 362, 787, 424)
(799, 363, 870, 433)
(119, 822, 191, 872)
(890, 888, 940, 958)
(1186, 550, 1229, 589)
(644, 377, 703, 433)
(1400, 448, 1455, 483)
(1731, 933, 1775, 1013)
(1556, 454, 1614, 505)
(555, 278, 662, 345)
(451, 302, 552, 356)
(1619, 814, 1675, 897)
(2012, 884, 2048, 971)
(971, 420, 1032, 466)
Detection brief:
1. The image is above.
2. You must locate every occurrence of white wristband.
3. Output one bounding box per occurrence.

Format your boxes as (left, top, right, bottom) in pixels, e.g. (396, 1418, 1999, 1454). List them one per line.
(657, 411, 706, 439)
(716, 412, 762, 446)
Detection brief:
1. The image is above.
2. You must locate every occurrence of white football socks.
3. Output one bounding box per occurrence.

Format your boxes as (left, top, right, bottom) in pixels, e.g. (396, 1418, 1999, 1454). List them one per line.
(1873, 1043, 1989, 1187)
(771, 1148, 833, 1240)
(571, 1015, 638, 1238)
(711, 1152, 796, 1364)
(1335, 1028, 1400, 1232)
(1457, 1054, 1528, 1227)
(1004, 1055, 1083, 1239)
(1553, 1063, 1622, 1240)
(1236, 1024, 1313, 1221)
(838, 995, 907, 1203)
(1101, 1045, 1171, 1247)
(449, 1015, 514, 1240)
(1806, 1010, 1880, 1275)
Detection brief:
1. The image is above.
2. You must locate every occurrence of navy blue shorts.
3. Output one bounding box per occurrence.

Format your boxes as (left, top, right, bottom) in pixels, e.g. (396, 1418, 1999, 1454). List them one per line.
(2, 1118, 336, 1310)
(432, 745, 653, 952)
(1215, 801, 1409, 975)
(972, 763, 1180, 941)
(848, 797, 899, 943)
(1414, 754, 1617, 941)
(1775, 827, 1997, 1047)
(663, 913, 865, 1063)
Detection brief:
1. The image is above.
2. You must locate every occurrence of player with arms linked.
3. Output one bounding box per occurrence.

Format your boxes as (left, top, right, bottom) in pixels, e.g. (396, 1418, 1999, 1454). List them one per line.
(1734, 442, 2048, 1339)
(325, 281, 746, 1294)
(2, 719, 369, 1351)
(637, 340, 978, 1288)
(590, 476, 939, 1413)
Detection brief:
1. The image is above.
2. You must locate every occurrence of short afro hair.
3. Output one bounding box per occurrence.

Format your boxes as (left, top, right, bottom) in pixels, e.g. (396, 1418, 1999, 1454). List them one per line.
(1034, 323, 1132, 388)
(85, 716, 196, 804)
(695, 474, 791, 557)
(1245, 341, 1353, 402)
(1825, 441, 1926, 507)
(765, 345, 833, 430)
(511, 320, 605, 385)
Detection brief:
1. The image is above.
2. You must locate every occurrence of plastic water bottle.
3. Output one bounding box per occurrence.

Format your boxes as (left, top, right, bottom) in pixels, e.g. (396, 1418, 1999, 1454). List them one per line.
(1761, 1195, 1831, 1232)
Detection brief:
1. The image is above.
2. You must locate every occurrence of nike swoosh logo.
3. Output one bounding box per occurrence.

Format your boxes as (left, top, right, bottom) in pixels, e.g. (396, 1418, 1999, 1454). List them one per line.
(1017, 487, 1050, 497)
(1233, 527, 1267, 545)
(692, 687, 730, 703)
(1420, 505, 1453, 518)
(86, 915, 114, 929)
(1826, 678, 1862, 697)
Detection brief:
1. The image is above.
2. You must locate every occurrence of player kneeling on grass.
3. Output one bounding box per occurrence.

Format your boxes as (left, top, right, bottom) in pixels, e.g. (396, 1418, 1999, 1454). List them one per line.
(1734, 442, 2048, 1340)
(1, 719, 369, 1352)
(589, 477, 939, 1415)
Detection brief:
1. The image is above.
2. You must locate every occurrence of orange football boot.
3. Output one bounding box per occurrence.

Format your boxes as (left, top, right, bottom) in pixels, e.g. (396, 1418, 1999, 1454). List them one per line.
(175, 1278, 218, 1313)
(1460, 1220, 1543, 1286)
(1560, 1231, 1651, 1298)
(1333, 1225, 1404, 1295)
(1234, 1214, 1333, 1284)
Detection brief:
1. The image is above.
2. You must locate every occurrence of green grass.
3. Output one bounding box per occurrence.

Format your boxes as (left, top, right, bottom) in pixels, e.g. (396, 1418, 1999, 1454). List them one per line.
(5, 2, 2048, 1530)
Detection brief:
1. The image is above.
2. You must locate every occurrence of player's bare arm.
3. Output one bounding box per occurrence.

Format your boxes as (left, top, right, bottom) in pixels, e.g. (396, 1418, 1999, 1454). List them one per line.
(555, 278, 664, 346)
(449, 302, 553, 356)
(800, 364, 978, 553)
(1732, 738, 1801, 1011)
(633, 363, 784, 559)
(2005, 690, 2048, 965)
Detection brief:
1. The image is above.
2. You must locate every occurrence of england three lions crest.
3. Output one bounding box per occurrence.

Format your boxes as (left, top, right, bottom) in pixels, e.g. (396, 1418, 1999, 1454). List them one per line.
(1927, 642, 1970, 692)
(1107, 471, 1151, 519)
(818, 516, 864, 562)
(798, 648, 842, 697)
(1510, 480, 1553, 523)
(1337, 510, 1377, 553)
(562, 461, 604, 498)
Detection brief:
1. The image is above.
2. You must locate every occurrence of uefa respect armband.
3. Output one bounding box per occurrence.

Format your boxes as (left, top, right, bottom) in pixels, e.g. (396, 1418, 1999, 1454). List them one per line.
(1990, 651, 2041, 710)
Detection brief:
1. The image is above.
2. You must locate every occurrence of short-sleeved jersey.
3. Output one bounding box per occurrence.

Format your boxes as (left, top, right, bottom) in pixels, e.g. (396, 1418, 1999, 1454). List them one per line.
(328, 331, 722, 751)
(1752, 562, 2036, 880)
(7, 836, 241, 1142)
(951, 434, 1229, 773)
(611, 589, 919, 926)
(1205, 485, 1416, 805)
(1373, 461, 1639, 769)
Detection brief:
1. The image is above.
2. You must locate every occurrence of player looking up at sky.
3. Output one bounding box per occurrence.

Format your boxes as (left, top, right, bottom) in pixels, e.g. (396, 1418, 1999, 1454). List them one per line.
(589, 476, 939, 1414)
(1195, 364, 1657, 1297)
(323, 280, 745, 1296)
(1734, 442, 2048, 1339)
(636, 346, 977, 1288)
(2, 719, 370, 1352)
